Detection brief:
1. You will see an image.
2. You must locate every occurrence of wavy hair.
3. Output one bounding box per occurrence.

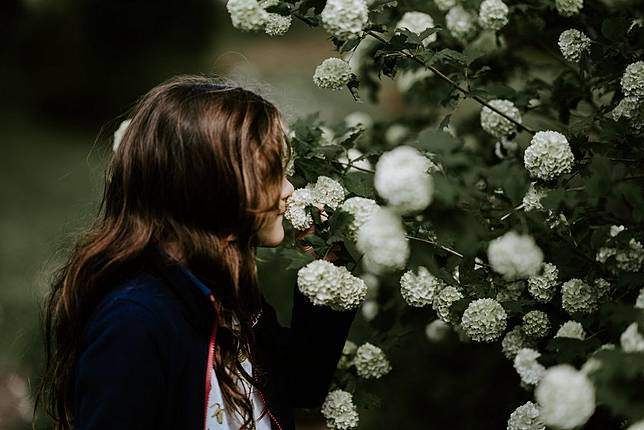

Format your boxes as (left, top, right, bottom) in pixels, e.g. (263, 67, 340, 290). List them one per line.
(35, 75, 290, 429)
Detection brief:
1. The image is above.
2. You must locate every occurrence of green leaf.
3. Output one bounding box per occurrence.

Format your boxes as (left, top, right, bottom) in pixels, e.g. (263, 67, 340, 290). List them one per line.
(415, 128, 461, 155)
(343, 171, 376, 198)
(279, 248, 315, 271)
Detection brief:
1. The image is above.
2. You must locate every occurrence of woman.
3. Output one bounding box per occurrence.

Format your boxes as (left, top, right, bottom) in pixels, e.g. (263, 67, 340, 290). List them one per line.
(36, 75, 356, 429)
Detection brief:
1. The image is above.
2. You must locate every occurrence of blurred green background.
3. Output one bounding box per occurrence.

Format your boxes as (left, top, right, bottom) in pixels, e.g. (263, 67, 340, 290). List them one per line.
(0, 0, 527, 428)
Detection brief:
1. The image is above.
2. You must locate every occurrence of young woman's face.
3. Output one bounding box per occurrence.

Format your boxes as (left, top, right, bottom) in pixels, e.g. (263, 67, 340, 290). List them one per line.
(257, 176, 294, 247)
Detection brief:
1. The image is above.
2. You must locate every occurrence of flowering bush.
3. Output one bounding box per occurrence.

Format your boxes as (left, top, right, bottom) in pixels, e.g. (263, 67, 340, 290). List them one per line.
(226, 0, 644, 427)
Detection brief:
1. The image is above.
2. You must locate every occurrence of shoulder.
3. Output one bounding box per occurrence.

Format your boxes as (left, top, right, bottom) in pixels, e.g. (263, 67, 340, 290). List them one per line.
(85, 273, 181, 341)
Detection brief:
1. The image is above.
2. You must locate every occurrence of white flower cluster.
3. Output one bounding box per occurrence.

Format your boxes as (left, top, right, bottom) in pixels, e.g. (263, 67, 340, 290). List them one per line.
(596, 238, 644, 272)
(620, 322, 644, 353)
(507, 401, 546, 430)
(461, 298, 507, 342)
(396, 12, 437, 47)
(112, 119, 131, 152)
(478, 0, 509, 31)
(535, 364, 595, 429)
(514, 348, 545, 385)
(338, 340, 357, 369)
(226, 0, 269, 31)
(314, 176, 346, 209)
(297, 260, 367, 311)
(285, 188, 315, 230)
(627, 421, 644, 430)
(523, 130, 575, 181)
(285, 176, 345, 230)
(433, 286, 464, 323)
(621, 61, 644, 99)
(522, 182, 548, 212)
(341, 197, 378, 239)
(502, 326, 535, 359)
(265, 13, 292, 36)
(320, 0, 369, 40)
(523, 131, 574, 181)
(356, 207, 410, 273)
(561, 278, 598, 314)
(321, 390, 359, 429)
(446, 6, 479, 42)
(488, 231, 544, 280)
(636, 287, 644, 309)
(480, 99, 522, 139)
(522, 311, 550, 338)
(426, 319, 451, 342)
(555, 320, 586, 340)
(555, 0, 583, 17)
(354, 343, 392, 378)
(527, 263, 558, 302)
(374, 145, 434, 214)
(314, 58, 354, 90)
(434, 0, 456, 11)
(558, 29, 591, 63)
(400, 266, 446, 307)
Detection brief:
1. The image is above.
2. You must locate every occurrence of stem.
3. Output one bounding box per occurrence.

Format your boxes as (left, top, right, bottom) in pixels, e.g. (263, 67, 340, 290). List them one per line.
(406, 235, 467, 260)
(336, 161, 375, 174)
(291, 13, 535, 135)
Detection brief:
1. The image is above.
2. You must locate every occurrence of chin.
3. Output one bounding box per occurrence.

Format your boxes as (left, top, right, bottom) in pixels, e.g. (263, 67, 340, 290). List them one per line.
(258, 225, 285, 247)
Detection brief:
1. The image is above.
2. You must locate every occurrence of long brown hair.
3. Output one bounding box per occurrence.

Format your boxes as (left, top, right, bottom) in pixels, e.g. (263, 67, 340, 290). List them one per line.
(35, 75, 290, 429)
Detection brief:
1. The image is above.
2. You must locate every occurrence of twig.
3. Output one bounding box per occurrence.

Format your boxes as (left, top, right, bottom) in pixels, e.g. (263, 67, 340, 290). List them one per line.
(406, 235, 466, 259)
(291, 13, 535, 135)
(336, 161, 375, 174)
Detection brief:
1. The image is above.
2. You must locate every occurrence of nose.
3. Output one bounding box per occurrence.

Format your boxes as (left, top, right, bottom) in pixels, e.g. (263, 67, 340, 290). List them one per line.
(282, 177, 294, 199)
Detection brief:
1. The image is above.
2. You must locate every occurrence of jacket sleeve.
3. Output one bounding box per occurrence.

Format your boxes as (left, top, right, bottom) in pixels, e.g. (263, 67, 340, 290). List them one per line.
(285, 286, 357, 407)
(74, 297, 167, 429)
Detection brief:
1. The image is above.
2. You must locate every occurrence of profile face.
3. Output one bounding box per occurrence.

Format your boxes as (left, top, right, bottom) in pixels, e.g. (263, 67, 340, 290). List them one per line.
(257, 176, 294, 247)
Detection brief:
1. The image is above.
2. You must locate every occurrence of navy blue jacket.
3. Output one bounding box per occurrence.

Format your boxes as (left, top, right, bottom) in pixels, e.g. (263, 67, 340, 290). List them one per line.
(73, 257, 356, 429)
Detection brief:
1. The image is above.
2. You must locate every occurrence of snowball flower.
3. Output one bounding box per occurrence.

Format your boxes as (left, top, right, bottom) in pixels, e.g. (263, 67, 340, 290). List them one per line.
(611, 96, 643, 122)
(361, 300, 379, 321)
(535, 364, 595, 429)
(284, 188, 315, 230)
(621, 61, 644, 99)
(313, 176, 345, 209)
(461, 298, 507, 342)
(558, 29, 591, 63)
(524, 131, 574, 181)
(226, 0, 269, 31)
(396, 12, 437, 47)
(434, 0, 456, 11)
(321, 390, 360, 429)
(627, 420, 644, 430)
(616, 238, 644, 272)
(356, 207, 410, 273)
(502, 326, 535, 359)
(514, 348, 546, 385)
(487, 231, 544, 280)
(112, 119, 131, 152)
(338, 340, 357, 369)
(320, 0, 369, 40)
(433, 286, 464, 323)
(561, 278, 598, 314)
(314, 58, 354, 90)
(341, 197, 378, 239)
(555, 0, 583, 17)
(528, 263, 559, 303)
(265, 13, 292, 36)
(636, 287, 644, 309)
(446, 5, 479, 42)
(374, 146, 434, 214)
(355, 343, 392, 379)
(507, 401, 546, 430)
(523, 182, 548, 212)
(400, 266, 446, 307)
(480, 99, 522, 139)
(555, 321, 586, 340)
(426, 319, 451, 342)
(297, 260, 367, 311)
(478, 0, 509, 31)
(522, 310, 550, 338)
(385, 124, 410, 145)
(620, 322, 644, 353)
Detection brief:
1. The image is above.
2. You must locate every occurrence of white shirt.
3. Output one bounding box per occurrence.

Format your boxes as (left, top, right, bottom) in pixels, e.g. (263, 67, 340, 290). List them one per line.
(205, 357, 272, 429)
